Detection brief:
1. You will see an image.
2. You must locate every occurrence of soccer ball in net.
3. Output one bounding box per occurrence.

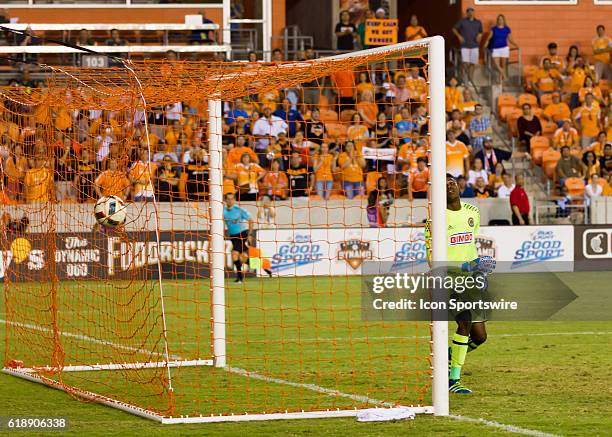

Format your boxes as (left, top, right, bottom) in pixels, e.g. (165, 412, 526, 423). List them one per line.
(94, 195, 127, 228)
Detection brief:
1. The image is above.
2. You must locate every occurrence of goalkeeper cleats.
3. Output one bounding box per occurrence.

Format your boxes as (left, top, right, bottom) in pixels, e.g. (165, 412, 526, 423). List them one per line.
(449, 380, 472, 394)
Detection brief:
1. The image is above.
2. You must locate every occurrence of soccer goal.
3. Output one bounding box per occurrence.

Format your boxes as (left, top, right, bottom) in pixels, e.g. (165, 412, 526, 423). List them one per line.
(1, 36, 448, 423)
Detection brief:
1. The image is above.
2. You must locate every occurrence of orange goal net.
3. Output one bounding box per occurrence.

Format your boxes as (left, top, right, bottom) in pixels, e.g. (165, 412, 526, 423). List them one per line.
(1, 38, 449, 422)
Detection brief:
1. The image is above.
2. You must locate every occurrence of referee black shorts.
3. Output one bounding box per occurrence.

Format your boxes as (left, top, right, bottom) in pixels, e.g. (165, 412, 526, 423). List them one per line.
(229, 230, 249, 254)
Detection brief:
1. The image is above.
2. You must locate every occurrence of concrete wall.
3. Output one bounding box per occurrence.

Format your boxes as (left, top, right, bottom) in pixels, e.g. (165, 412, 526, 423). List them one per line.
(4, 197, 519, 233)
(462, 0, 612, 65)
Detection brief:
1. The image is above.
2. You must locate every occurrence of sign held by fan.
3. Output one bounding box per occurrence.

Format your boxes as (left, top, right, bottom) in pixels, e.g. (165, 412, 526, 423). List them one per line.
(365, 19, 398, 46)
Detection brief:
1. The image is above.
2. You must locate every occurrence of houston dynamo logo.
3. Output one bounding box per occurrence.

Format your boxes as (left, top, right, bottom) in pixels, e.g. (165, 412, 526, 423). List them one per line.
(337, 239, 373, 270)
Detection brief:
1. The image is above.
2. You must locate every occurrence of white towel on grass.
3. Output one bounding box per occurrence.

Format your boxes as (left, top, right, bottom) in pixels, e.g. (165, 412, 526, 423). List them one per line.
(356, 407, 416, 422)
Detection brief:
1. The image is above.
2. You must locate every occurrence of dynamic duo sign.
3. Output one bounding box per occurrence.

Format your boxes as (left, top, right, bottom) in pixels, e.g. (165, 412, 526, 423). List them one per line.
(0, 231, 235, 282)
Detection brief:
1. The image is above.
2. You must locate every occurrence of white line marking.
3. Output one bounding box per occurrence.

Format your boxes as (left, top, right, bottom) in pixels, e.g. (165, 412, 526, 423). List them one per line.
(449, 415, 562, 437)
(0, 318, 593, 434)
(226, 366, 396, 407)
(253, 331, 612, 344)
(0, 318, 182, 360)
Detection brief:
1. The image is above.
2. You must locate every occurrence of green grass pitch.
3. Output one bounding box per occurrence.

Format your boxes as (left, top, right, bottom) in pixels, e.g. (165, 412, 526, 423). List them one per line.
(1, 272, 611, 436)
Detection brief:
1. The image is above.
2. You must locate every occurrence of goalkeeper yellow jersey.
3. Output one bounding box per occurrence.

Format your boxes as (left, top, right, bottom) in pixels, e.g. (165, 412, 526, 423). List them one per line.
(425, 202, 480, 263)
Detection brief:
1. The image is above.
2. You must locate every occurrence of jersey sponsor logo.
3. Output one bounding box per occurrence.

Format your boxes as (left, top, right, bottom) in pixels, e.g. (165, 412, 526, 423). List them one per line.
(512, 230, 564, 268)
(449, 232, 473, 245)
(338, 239, 373, 270)
(270, 234, 324, 272)
(468, 217, 474, 227)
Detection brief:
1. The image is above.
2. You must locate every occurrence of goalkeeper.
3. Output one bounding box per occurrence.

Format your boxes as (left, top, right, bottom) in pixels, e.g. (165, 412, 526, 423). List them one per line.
(425, 174, 493, 394)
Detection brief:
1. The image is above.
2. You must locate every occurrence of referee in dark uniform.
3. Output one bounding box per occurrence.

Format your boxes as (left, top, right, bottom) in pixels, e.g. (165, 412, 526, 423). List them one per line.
(223, 192, 253, 283)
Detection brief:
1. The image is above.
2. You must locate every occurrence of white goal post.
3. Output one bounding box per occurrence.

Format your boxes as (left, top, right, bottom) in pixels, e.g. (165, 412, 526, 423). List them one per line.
(2, 35, 449, 422)
(207, 35, 450, 419)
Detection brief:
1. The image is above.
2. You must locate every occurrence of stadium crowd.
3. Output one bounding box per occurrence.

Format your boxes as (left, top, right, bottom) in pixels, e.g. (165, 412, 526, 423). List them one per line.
(0, 6, 610, 228)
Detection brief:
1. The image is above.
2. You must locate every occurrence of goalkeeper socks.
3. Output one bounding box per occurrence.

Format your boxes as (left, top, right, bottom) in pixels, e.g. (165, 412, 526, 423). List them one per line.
(449, 333, 469, 381)
(467, 338, 480, 352)
(234, 260, 243, 281)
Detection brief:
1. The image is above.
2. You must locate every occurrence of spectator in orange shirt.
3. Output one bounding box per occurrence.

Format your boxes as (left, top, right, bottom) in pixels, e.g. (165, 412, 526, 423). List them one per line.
(592, 24, 611, 81)
(24, 157, 53, 203)
(337, 141, 365, 199)
(578, 76, 604, 106)
(405, 67, 427, 102)
(586, 131, 608, 157)
(356, 90, 378, 127)
(410, 156, 429, 199)
(313, 143, 337, 200)
(445, 129, 470, 177)
(228, 135, 259, 165)
(331, 68, 355, 111)
(445, 77, 463, 114)
(542, 93, 571, 127)
(531, 58, 562, 100)
(565, 45, 581, 73)
(540, 42, 565, 72)
(262, 158, 288, 200)
(355, 70, 375, 101)
(129, 148, 158, 202)
(234, 152, 265, 201)
(95, 158, 130, 199)
(574, 93, 602, 148)
(567, 57, 592, 110)
(553, 120, 579, 150)
(4, 144, 28, 201)
(405, 15, 427, 42)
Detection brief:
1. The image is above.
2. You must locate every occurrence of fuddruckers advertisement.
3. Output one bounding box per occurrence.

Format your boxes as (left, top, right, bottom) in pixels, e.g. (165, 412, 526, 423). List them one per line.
(0, 231, 235, 282)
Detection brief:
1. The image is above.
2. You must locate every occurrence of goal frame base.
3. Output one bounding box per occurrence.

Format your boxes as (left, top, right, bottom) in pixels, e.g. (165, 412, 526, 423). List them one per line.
(3, 366, 433, 424)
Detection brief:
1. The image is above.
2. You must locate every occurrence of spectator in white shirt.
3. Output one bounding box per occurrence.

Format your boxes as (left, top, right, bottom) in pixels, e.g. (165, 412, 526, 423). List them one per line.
(585, 174, 603, 206)
(496, 173, 515, 198)
(165, 102, 183, 122)
(467, 157, 488, 186)
(252, 106, 288, 165)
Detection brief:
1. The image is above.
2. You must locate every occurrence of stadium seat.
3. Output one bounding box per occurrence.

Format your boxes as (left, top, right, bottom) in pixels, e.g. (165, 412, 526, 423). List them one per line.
(319, 108, 338, 122)
(541, 120, 557, 138)
(565, 177, 585, 197)
(539, 93, 554, 109)
(542, 149, 561, 180)
(366, 172, 382, 193)
(501, 106, 522, 124)
(523, 65, 538, 84)
(530, 136, 550, 165)
(499, 105, 516, 122)
(600, 80, 610, 92)
(518, 93, 538, 108)
(339, 109, 357, 122)
(497, 94, 517, 116)
(507, 112, 521, 138)
(532, 107, 544, 118)
(324, 121, 348, 141)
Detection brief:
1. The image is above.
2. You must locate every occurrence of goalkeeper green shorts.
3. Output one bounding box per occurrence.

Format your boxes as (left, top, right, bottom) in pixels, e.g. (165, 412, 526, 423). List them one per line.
(448, 269, 489, 323)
